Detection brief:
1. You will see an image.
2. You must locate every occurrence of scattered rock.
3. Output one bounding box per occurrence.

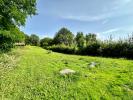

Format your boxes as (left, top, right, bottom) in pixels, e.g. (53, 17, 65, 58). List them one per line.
(89, 62, 98, 68)
(60, 69, 76, 75)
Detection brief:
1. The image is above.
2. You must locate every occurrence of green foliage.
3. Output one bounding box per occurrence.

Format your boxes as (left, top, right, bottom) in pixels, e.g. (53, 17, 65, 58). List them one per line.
(53, 27, 74, 46)
(80, 42, 101, 56)
(0, 0, 37, 29)
(24, 34, 31, 45)
(86, 33, 97, 45)
(0, 46, 132, 99)
(10, 27, 25, 42)
(29, 34, 40, 46)
(43, 27, 133, 59)
(40, 37, 53, 48)
(24, 34, 40, 46)
(0, 30, 14, 52)
(0, 0, 36, 52)
(101, 40, 133, 59)
(0, 28, 25, 52)
(75, 32, 85, 48)
(47, 44, 76, 54)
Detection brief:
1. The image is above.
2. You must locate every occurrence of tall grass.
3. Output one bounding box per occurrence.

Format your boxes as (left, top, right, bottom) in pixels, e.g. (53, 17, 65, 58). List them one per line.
(0, 46, 133, 99)
(0, 51, 20, 77)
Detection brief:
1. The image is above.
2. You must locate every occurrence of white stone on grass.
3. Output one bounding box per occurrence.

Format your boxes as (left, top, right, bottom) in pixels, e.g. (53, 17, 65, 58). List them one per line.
(89, 62, 97, 68)
(60, 69, 76, 75)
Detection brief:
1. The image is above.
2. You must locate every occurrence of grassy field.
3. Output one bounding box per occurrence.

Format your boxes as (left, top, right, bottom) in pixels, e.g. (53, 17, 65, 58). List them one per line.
(0, 46, 133, 100)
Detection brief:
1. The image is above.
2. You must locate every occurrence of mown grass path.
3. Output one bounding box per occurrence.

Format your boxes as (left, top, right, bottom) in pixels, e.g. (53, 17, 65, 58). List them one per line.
(0, 46, 133, 100)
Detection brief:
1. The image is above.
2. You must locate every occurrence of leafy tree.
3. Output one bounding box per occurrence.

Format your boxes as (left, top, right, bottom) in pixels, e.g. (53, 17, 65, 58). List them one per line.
(0, 28, 25, 52)
(10, 27, 25, 42)
(86, 33, 97, 45)
(75, 32, 85, 48)
(0, 0, 37, 29)
(30, 34, 39, 46)
(25, 34, 31, 45)
(40, 37, 53, 47)
(0, 0, 37, 52)
(53, 27, 74, 46)
(0, 30, 14, 52)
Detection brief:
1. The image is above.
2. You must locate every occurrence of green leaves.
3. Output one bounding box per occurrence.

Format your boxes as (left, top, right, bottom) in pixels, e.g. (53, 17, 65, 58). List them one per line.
(0, 0, 36, 52)
(75, 32, 85, 48)
(30, 34, 40, 46)
(53, 27, 74, 46)
(0, 0, 37, 29)
(0, 28, 25, 52)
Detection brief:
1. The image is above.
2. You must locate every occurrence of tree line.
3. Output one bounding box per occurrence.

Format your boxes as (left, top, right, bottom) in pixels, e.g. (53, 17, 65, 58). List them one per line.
(32, 27, 133, 59)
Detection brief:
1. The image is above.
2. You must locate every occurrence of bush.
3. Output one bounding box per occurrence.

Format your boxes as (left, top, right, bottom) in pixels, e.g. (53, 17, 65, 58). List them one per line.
(40, 37, 53, 48)
(0, 30, 14, 52)
(100, 41, 133, 58)
(0, 28, 25, 52)
(47, 44, 77, 54)
(29, 34, 40, 46)
(122, 43, 133, 59)
(79, 42, 101, 56)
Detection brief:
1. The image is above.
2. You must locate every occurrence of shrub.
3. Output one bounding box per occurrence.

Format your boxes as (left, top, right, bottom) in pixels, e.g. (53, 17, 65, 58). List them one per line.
(40, 37, 53, 48)
(0, 30, 14, 52)
(100, 40, 133, 58)
(79, 42, 101, 56)
(0, 28, 25, 52)
(30, 34, 40, 46)
(47, 44, 76, 54)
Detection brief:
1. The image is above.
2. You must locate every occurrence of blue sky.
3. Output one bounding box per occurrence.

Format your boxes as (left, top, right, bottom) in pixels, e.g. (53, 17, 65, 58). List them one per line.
(21, 0, 133, 40)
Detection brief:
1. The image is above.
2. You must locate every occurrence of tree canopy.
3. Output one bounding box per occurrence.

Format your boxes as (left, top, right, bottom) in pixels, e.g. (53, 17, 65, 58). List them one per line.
(75, 32, 85, 48)
(30, 34, 40, 46)
(0, 0, 37, 52)
(40, 37, 53, 47)
(53, 27, 74, 46)
(0, 0, 37, 29)
(86, 33, 97, 45)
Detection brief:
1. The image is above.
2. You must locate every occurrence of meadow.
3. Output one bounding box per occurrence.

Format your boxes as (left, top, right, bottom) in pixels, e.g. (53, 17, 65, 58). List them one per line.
(0, 46, 133, 100)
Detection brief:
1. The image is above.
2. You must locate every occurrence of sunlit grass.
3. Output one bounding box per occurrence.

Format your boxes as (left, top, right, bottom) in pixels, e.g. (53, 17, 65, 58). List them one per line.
(0, 46, 133, 100)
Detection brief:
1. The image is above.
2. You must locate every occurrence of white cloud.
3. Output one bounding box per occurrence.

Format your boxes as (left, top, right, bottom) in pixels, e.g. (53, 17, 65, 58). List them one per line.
(54, 0, 133, 23)
(61, 13, 113, 22)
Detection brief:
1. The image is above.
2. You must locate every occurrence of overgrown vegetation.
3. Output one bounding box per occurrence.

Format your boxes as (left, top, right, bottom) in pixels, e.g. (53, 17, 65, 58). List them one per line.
(0, 46, 132, 99)
(0, 28, 25, 52)
(0, 0, 37, 52)
(25, 34, 40, 46)
(40, 27, 133, 59)
(0, 49, 20, 77)
(0, 1, 132, 99)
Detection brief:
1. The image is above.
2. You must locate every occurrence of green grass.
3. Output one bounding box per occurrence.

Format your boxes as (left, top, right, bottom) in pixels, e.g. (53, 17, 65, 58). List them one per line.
(0, 46, 133, 100)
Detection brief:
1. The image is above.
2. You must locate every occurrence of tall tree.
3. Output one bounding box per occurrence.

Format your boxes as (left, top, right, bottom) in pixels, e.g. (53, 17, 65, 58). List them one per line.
(25, 34, 31, 45)
(40, 37, 53, 47)
(0, 0, 37, 52)
(30, 34, 39, 46)
(53, 27, 74, 46)
(86, 33, 97, 45)
(0, 0, 37, 29)
(75, 32, 85, 48)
